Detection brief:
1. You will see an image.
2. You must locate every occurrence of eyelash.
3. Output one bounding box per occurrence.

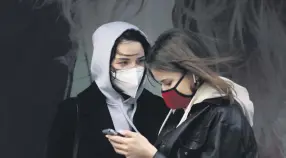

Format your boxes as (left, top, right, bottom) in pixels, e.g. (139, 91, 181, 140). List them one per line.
(137, 59, 145, 64)
(163, 81, 172, 86)
(119, 61, 128, 65)
(166, 83, 172, 86)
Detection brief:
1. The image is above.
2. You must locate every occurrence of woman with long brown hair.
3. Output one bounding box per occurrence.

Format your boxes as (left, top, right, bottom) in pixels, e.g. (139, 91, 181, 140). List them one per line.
(105, 29, 258, 158)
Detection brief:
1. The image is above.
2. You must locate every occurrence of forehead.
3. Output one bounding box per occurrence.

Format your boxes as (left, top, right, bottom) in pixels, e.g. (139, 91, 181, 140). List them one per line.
(151, 69, 181, 81)
(116, 41, 144, 56)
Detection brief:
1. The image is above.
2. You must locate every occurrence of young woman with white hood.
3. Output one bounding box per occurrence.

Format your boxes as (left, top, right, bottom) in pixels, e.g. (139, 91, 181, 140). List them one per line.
(106, 29, 258, 158)
(45, 21, 168, 158)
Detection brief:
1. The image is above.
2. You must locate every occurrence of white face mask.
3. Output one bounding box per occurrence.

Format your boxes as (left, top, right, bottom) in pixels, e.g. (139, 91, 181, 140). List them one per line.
(111, 67, 144, 98)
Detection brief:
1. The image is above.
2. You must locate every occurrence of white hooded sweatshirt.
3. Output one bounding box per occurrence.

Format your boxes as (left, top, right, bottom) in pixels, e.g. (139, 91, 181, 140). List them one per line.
(159, 77, 254, 134)
(90, 21, 147, 132)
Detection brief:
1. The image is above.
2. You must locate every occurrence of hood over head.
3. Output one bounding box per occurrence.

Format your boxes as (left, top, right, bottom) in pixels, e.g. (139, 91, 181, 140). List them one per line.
(91, 21, 147, 103)
(90, 21, 148, 132)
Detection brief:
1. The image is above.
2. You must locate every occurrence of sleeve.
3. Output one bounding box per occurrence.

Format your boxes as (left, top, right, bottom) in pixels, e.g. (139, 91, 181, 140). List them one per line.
(153, 151, 167, 158)
(44, 99, 78, 158)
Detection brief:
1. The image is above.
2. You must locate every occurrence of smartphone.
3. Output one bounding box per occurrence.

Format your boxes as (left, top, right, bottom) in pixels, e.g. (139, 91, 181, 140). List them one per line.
(102, 128, 124, 136)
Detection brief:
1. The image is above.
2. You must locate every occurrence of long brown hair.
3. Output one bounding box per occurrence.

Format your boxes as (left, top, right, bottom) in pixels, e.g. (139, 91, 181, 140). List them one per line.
(146, 29, 235, 101)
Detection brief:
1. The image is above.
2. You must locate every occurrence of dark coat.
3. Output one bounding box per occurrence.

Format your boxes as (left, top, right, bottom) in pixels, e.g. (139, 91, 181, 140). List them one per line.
(45, 82, 168, 158)
(1, 1, 72, 158)
(153, 98, 258, 158)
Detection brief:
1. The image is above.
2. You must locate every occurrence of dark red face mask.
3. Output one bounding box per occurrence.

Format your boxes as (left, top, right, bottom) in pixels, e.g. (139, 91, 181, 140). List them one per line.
(161, 74, 195, 109)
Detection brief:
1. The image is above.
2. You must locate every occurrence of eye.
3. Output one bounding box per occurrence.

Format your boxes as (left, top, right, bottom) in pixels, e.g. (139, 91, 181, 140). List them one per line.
(165, 82, 172, 86)
(137, 58, 145, 64)
(139, 58, 145, 62)
(162, 80, 172, 86)
(118, 61, 129, 66)
(161, 81, 172, 91)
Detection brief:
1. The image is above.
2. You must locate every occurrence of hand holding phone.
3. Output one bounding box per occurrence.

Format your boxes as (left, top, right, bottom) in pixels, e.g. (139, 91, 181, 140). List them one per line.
(102, 128, 124, 137)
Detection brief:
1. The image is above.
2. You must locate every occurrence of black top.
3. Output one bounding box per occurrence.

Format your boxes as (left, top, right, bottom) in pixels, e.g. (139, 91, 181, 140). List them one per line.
(45, 82, 168, 158)
(153, 98, 258, 158)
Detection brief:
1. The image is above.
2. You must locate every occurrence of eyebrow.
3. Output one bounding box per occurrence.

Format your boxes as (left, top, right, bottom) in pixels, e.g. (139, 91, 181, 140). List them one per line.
(117, 51, 139, 57)
(115, 55, 145, 60)
(115, 57, 129, 61)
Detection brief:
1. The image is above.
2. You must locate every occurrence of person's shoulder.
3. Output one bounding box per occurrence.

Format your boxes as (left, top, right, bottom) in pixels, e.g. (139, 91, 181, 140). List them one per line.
(207, 98, 249, 128)
(139, 89, 164, 104)
(139, 89, 168, 112)
(59, 97, 77, 106)
(140, 89, 160, 98)
(205, 99, 257, 148)
(56, 97, 78, 114)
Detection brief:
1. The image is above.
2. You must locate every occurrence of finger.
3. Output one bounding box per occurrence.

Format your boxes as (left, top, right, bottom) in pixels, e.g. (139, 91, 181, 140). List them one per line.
(109, 141, 128, 156)
(106, 135, 129, 144)
(109, 140, 128, 151)
(112, 146, 127, 156)
(119, 130, 137, 138)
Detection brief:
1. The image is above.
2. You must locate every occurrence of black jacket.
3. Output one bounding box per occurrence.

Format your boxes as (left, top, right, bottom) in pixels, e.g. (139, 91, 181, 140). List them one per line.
(45, 82, 168, 158)
(153, 98, 258, 158)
